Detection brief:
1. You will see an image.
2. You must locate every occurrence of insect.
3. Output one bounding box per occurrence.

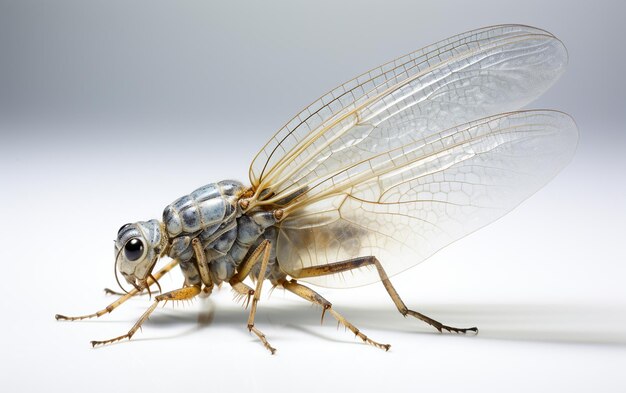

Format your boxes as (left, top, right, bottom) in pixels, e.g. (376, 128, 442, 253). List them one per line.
(56, 25, 578, 353)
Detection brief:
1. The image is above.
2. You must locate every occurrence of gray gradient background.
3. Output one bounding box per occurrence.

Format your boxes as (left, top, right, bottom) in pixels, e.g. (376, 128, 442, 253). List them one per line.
(1, 1, 625, 392)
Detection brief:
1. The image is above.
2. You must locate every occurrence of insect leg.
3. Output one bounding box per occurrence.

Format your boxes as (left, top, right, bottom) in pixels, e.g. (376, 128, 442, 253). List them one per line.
(55, 259, 179, 321)
(90, 285, 201, 347)
(228, 240, 276, 354)
(230, 281, 254, 309)
(192, 237, 214, 293)
(228, 238, 270, 308)
(294, 256, 478, 334)
(282, 279, 390, 351)
(231, 239, 270, 282)
(247, 241, 274, 353)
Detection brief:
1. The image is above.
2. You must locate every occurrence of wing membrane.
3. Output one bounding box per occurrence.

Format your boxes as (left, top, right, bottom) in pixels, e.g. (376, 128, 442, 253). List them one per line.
(249, 25, 568, 205)
(276, 111, 578, 287)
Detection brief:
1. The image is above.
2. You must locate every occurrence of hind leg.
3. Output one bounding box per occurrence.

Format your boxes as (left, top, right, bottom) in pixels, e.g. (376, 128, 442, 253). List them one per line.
(292, 256, 478, 334)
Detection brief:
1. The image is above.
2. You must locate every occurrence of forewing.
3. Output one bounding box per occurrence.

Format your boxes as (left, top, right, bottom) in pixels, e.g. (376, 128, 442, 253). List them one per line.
(249, 25, 568, 205)
(276, 111, 578, 288)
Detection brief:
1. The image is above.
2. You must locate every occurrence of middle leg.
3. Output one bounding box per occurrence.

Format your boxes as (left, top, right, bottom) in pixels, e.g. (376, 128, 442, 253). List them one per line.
(282, 279, 390, 351)
(229, 240, 276, 354)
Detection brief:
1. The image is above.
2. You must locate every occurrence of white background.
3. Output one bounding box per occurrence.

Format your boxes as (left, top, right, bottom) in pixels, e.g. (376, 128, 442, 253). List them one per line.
(1, 1, 625, 392)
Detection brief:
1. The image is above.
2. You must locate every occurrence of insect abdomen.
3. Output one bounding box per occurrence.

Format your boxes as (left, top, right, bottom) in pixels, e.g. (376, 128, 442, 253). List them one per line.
(163, 181, 244, 237)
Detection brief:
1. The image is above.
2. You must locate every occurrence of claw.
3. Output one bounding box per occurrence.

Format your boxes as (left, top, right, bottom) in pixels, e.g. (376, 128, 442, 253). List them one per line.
(439, 325, 479, 335)
(55, 313, 97, 321)
(90, 334, 131, 347)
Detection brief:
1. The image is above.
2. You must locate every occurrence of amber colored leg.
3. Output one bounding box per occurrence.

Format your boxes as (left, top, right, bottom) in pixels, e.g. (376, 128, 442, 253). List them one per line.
(55, 259, 180, 321)
(282, 279, 390, 351)
(228, 240, 276, 354)
(90, 285, 201, 347)
(231, 240, 270, 282)
(230, 281, 254, 309)
(293, 256, 478, 335)
(192, 238, 214, 291)
(247, 242, 275, 353)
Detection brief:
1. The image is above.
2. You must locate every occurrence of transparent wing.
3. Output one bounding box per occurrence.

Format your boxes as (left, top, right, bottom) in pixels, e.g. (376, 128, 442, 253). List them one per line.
(248, 25, 568, 205)
(275, 111, 578, 288)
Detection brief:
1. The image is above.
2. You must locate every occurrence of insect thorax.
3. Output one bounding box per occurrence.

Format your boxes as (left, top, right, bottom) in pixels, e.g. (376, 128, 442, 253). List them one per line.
(162, 180, 282, 286)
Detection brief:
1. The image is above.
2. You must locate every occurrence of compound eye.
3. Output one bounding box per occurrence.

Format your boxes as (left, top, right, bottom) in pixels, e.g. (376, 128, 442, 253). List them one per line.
(124, 238, 144, 261)
(118, 223, 132, 234)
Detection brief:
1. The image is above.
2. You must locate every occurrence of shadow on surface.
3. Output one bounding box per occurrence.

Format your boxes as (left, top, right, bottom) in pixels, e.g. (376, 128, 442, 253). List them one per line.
(140, 297, 626, 347)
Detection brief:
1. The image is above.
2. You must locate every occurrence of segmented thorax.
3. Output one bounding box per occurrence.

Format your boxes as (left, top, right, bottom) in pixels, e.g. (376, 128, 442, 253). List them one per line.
(163, 180, 244, 241)
(162, 180, 283, 286)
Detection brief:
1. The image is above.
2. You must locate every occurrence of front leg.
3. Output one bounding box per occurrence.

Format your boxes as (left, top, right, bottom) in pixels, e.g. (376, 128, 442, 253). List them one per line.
(91, 285, 201, 347)
(55, 259, 179, 321)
